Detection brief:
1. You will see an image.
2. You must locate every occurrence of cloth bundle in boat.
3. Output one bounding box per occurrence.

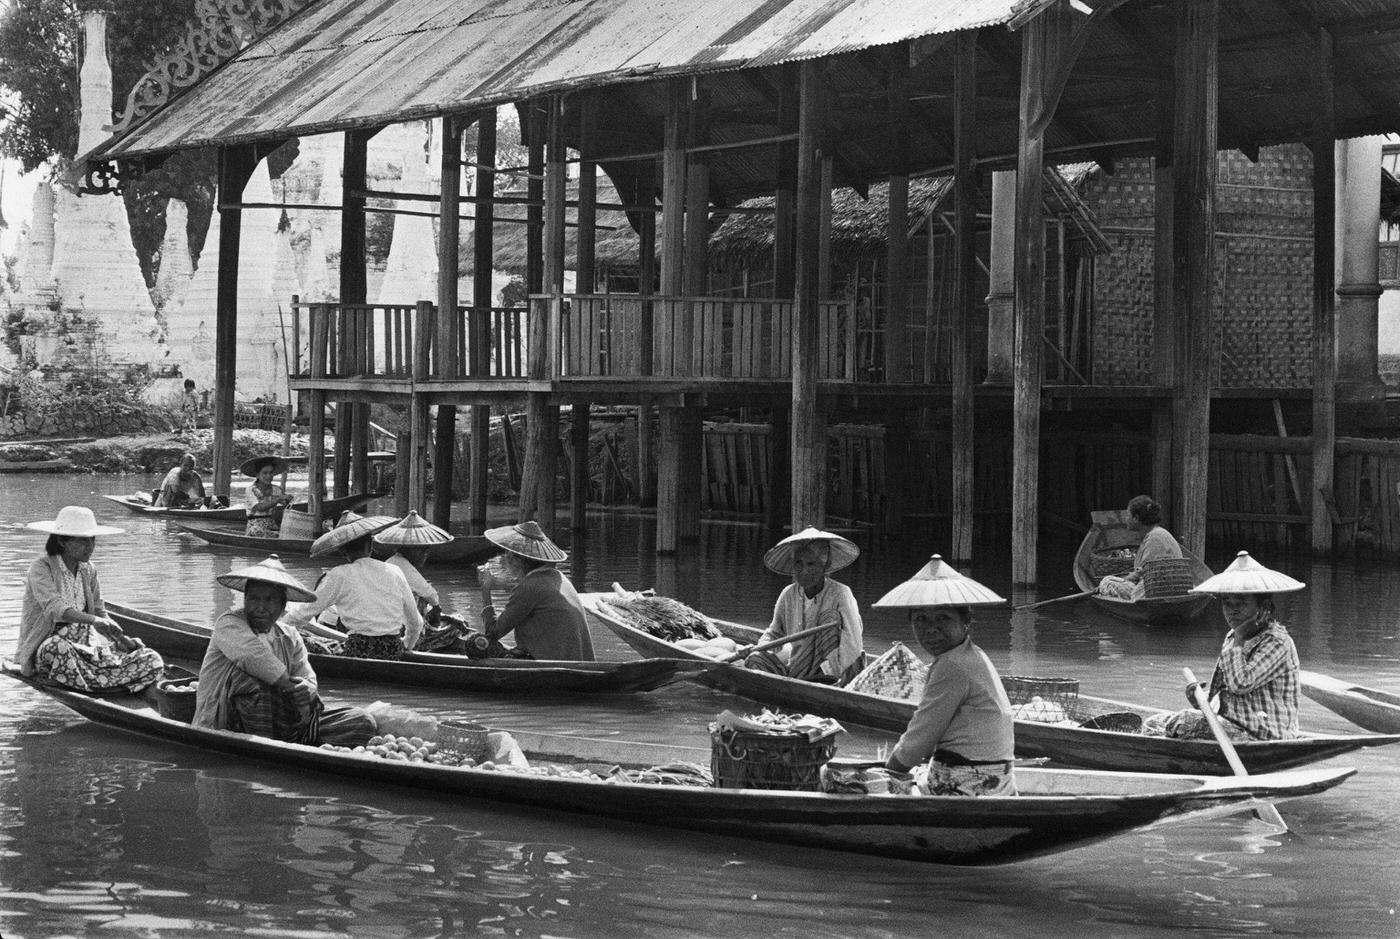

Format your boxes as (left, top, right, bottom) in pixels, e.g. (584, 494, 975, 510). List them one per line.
(843, 642, 928, 701)
(1090, 548, 1136, 580)
(1141, 557, 1197, 598)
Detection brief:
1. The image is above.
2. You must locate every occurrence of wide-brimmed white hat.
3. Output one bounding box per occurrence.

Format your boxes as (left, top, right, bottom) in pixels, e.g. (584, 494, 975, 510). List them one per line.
(216, 554, 317, 603)
(484, 520, 567, 562)
(763, 527, 860, 575)
(1190, 551, 1305, 595)
(373, 510, 454, 547)
(28, 505, 124, 537)
(309, 510, 397, 557)
(873, 555, 1006, 608)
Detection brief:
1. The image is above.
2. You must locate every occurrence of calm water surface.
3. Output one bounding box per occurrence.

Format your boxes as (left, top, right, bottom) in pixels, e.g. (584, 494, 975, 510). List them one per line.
(1, 474, 1398, 938)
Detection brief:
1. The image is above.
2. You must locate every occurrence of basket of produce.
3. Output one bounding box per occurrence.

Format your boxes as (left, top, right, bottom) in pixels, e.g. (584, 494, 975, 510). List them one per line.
(709, 710, 842, 791)
(1140, 557, 1197, 599)
(154, 676, 199, 723)
(436, 720, 491, 762)
(843, 642, 928, 701)
(1001, 675, 1079, 722)
(1089, 548, 1135, 580)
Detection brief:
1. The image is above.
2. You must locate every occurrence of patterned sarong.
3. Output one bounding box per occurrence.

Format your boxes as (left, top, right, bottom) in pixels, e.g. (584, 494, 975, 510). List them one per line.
(223, 670, 375, 747)
(915, 759, 1018, 797)
(35, 623, 165, 693)
(342, 633, 406, 661)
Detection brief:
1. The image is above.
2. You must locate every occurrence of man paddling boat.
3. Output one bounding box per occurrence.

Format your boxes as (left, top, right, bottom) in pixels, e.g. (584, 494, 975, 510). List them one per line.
(745, 528, 865, 684)
(876, 556, 1016, 797)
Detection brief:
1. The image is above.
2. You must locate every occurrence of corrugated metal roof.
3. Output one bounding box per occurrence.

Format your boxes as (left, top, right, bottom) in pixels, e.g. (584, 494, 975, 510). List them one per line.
(96, 0, 1022, 159)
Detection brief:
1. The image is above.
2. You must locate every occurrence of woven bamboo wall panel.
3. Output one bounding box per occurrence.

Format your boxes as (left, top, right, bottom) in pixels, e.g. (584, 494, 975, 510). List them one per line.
(1088, 233, 1154, 384)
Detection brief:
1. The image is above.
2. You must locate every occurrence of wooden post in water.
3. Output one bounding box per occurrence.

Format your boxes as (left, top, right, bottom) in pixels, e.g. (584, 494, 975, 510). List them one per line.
(885, 47, 910, 386)
(984, 170, 1016, 385)
(766, 408, 790, 530)
(1311, 28, 1336, 554)
(341, 129, 375, 500)
(1151, 79, 1176, 524)
(657, 407, 684, 553)
(518, 100, 549, 523)
(1012, 13, 1051, 585)
(409, 300, 433, 513)
(791, 61, 827, 530)
(1170, 0, 1219, 560)
(469, 109, 497, 530)
(637, 181, 657, 509)
(949, 30, 979, 563)
(432, 116, 465, 528)
(212, 145, 257, 504)
(655, 81, 688, 551)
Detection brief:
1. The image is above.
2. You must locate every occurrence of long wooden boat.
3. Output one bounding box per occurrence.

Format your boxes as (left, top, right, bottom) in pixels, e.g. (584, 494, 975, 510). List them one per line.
(0, 664, 1355, 867)
(1300, 670, 1400, 734)
(105, 601, 691, 695)
(1072, 509, 1215, 627)
(171, 521, 496, 566)
(101, 490, 386, 523)
(0, 458, 73, 473)
(582, 589, 1400, 775)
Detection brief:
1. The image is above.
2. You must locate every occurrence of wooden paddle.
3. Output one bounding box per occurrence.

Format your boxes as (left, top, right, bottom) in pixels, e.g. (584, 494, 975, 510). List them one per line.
(1183, 667, 1288, 832)
(1013, 589, 1096, 612)
(718, 622, 837, 664)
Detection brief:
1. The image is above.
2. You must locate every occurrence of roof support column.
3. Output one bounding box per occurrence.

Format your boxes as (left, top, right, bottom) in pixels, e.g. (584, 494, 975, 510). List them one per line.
(468, 108, 498, 530)
(661, 79, 689, 379)
(434, 115, 467, 529)
(885, 47, 910, 385)
(791, 60, 827, 531)
(774, 65, 798, 299)
(212, 144, 258, 507)
(1170, 0, 1219, 560)
(1011, 10, 1054, 586)
(637, 173, 657, 509)
(1311, 29, 1337, 553)
(338, 128, 374, 502)
(950, 30, 979, 564)
(1151, 79, 1176, 524)
(1335, 135, 1385, 408)
(984, 170, 1016, 385)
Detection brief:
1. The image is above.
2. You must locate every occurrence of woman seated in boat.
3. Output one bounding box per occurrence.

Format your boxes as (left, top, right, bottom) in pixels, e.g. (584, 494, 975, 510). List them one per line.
(876, 556, 1016, 796)
(745, 528, 864, 684)
(1096, 495, 1183, 600)
(478, 521, 595, 661)
(284, 512, 423, 660)
(17, 506, 165, 692)
(1147, 551, 1304, 741)
(194, 556, 375, 747)
(373, 511, 449, 628)
(155, 452, 208, 508)
(242, 455, 294, 536)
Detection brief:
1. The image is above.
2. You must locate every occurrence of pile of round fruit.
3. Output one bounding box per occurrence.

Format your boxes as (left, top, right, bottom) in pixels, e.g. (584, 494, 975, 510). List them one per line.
(317, 734, 447, 763)
(162, 680, 199, 694)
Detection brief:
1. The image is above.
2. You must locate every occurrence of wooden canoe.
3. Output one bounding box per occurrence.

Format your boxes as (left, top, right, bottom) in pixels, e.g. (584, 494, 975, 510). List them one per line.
(1072, 509, 1216, 627)
(1300, 670, 1400, 734)
(582, 588, 1400, 775)
(101, 490, 388, 523)
(171, 521, 496, 567)
(0, 664, 1355, 867)
(0, 458, 73, 473)
(105, 601, 695, 695)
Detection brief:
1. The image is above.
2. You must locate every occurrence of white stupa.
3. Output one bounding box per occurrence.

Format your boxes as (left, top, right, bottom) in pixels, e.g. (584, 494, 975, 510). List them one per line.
(14, 181, 56, 303)
(49, 11, 160, 362)
(377, 120, 438, 307)
(152, 198, 193, 315)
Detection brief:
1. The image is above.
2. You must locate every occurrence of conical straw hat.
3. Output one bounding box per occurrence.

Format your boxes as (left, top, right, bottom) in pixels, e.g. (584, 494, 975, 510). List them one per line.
(216, 554, 317, 603)
(240, 454, 289, 477)
(763, 527, 860, 575)
(373, 510, 454, 547)
(309, 511, 398, 557)
(1189, 551, 1305, 595)
(484, 520, 567, 562)
(873, 555, 1006, 608)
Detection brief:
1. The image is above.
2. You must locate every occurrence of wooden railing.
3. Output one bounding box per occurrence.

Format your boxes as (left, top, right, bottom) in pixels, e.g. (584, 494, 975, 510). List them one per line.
(546, 294, 854, 381)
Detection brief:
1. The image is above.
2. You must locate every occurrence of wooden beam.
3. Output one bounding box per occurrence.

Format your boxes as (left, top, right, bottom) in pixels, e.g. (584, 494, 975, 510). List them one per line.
(212, 144, 258, 505)
(570, 399, 591, 531)
(684, 84, 711, 299)
(661, 80, 687, 297)
(337, 129, 374, 500)
(886, 46, 911, 385)
(775, 65, 798, 299)
(576, 96, 599, 294)
(468, 108, 496, 530)
(1171, 0, 1219, 560)
(433, 116, 467, 529)
(1151, 77, 1175, 522)
(1311, 26, 1337, 553)
(791, 61, 827, 530)
(657, 407, 682, 553)
(950, 30, 978, 564)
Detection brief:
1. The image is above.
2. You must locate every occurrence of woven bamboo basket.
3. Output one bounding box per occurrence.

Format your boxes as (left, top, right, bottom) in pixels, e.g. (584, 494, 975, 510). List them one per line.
(1089, 549, 1136, 580)
(710, 728, 837, 791)
(1140, 557, 1197, 598)
(279, 508, 318, 540)
(154, 676, 199, 723)
(437, 720, 491, 760)
(1001, 675, 1080, 715)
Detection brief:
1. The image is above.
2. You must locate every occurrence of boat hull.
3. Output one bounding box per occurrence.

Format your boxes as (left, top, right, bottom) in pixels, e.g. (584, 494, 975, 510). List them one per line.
(106, 602, 687, 694)
(582, 590, 1400, 774)
(171, 522, 495, 566)
(1073, 509, 1216, 627)
(1300, 670, 1400, 734)
(102, 490, 387, 523)
(0, 666, 1355, 867)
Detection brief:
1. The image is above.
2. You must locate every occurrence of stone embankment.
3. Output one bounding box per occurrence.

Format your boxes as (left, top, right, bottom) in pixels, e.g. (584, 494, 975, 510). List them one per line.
(0, 429, 312, 475)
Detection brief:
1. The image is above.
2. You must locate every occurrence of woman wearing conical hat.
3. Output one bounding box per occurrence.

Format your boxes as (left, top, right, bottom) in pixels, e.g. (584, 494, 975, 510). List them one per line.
(193, 555, 375, 748)
(479, 521, 594, 661)
(745, 528, 865, 685)
(374, 511, 453, 619)
(875, 555, 1016, 797)
(1149, 551, 1305, 742)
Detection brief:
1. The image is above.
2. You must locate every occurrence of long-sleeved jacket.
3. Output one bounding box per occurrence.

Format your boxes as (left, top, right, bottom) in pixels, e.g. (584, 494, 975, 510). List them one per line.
(193, 609, 318, 731)
(17, 555, 104, 676)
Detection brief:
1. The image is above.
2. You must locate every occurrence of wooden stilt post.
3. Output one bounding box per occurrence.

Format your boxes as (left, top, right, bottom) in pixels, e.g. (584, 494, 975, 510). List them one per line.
(684, 84, 710, 300)
(637, 181, 657, 509)
(886, 47, 910, 385)
(571, 98, 598, 535)
(518, 99, 548, 522)
(341, 129, 374, 501)
(409, 300, 433, 513)
(1311, 27, 1336, 553)
(1151, 79, 1176, 522)
(679, 405, 703, 540)
(774, 65, 798, 300)
(766, 407, 790, 530)
(1171, 0, 1219, 560)
(657, 407, 682, 553)
(570, 399, 591, 530)
(469, 108, 497, 530)
(950, 30, 979, 564)
(791, 61, 827, 531)
(213, 145, 257, 505)
(653, 81, 688, 550)
(394, 423, 410, 516)
(433, 116, 466, 528)
(1012, 13, 1052, 586)
(984, 170, 1017, 385)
